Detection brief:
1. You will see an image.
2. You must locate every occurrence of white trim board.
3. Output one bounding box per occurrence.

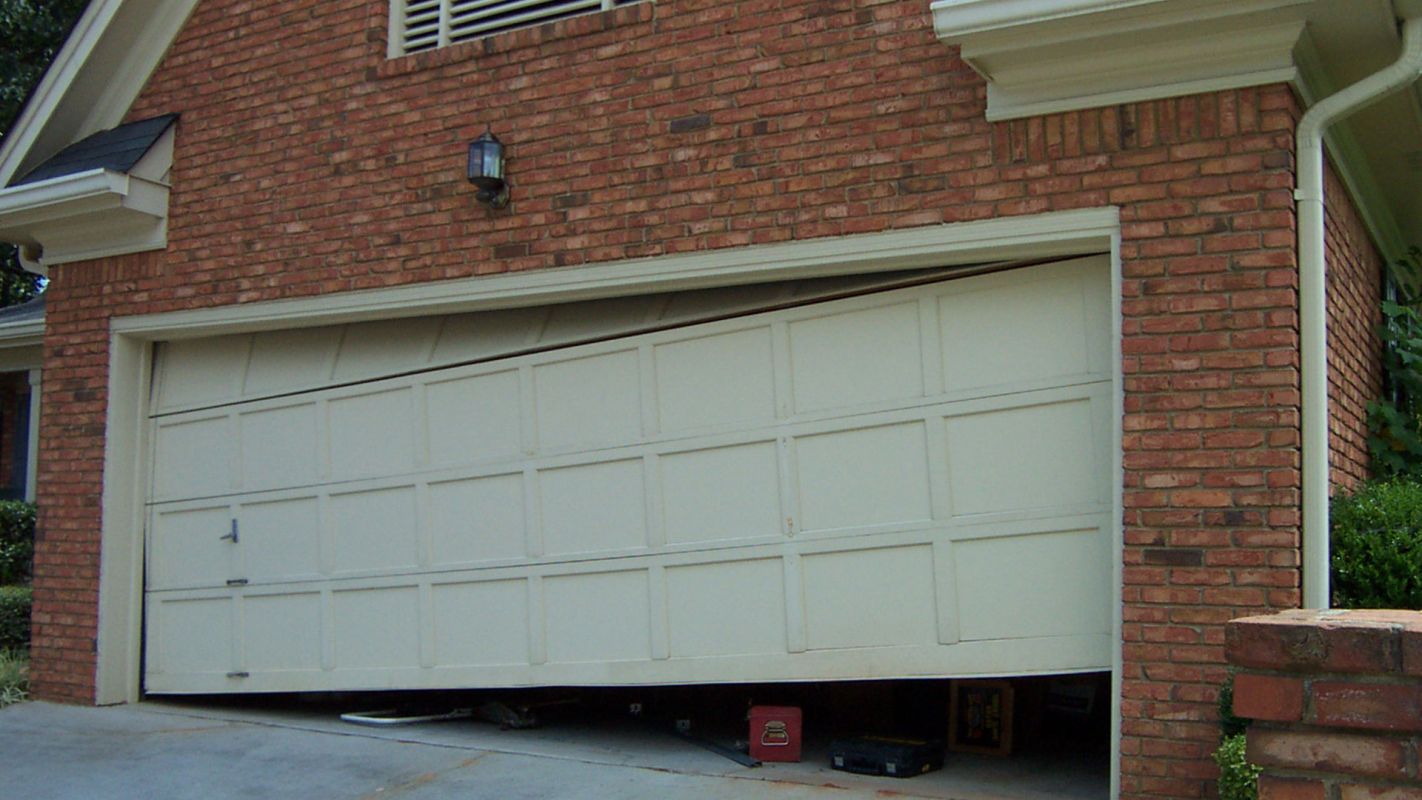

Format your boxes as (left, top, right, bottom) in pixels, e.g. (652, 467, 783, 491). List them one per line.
(112, 208, 1119, 340)
(94, 209, 1126, 800)
(97, 210, 1121, 704)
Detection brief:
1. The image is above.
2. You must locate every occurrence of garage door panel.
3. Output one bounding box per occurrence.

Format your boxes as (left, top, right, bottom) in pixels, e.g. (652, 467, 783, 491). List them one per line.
(431, 307, 547, 364)
(332, 587, 421, 669)
(240, 496, 323, 582)
(654, 327, 777, 433)
(239, 404, 320, 491)
(331, 317, 443, 382)
(156, 337, 250, 410)
(432, 580, 530, 666)
(539, 459, 647, 557)
(667, 560, 787, 657)
(148, 505, 233, 589)
(795, 421, 933, 533)
(535, 350, 642, 452)
(329, 486, 419, 573)
(328, 389, 416, 479)
(425, 370, 523, 466)
(428, 473, 526, 566)
(660, 441, 782, 545)
(144, 257, 1116, 694)
(149, 596, 232, 675)
(244, 327, 343, 397)
(790, 301, 925, 413)
(803, 546, 938, 650)
(938, 259, 1104, 391)
(241, 593, 323, 672)
(945, 398, 1103, 517)
(152, 416, 235, 501)
(955, 529, 1110, 641)
(545, 570, 652, 663)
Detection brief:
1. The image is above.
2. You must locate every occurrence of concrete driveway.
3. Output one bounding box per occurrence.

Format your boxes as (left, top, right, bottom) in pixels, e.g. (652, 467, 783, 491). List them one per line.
(0, 701, 1004, 800)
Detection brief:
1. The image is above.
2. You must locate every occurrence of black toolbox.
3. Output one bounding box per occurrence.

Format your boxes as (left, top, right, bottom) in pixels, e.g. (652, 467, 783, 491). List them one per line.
(828, 735, 945, 778)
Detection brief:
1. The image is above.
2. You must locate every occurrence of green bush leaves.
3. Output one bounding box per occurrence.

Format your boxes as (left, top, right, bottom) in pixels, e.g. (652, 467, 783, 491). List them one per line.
(0, 585, 30, 650)
(1213, 734, 1261, 800)
(0, 500, 35, 585)
(1331, 479, 1422, 609)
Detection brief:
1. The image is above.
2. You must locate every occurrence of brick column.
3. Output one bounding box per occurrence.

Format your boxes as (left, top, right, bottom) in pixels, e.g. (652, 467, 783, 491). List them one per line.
(1225, 610, 1422, 799)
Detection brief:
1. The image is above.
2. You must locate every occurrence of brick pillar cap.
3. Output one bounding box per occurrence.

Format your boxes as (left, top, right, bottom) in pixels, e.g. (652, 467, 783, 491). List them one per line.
(1227, 609, 1422, 675)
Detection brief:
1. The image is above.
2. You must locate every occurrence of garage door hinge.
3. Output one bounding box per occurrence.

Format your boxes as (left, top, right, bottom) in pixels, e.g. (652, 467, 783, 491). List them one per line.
(226, 578, 248, 587)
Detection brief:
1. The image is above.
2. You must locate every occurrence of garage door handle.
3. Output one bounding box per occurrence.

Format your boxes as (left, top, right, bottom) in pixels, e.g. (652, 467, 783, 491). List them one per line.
(219, 519, 239, 543)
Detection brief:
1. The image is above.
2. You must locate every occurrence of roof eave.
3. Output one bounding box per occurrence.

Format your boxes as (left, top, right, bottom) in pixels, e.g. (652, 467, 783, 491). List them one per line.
(0, 0, 199, 188)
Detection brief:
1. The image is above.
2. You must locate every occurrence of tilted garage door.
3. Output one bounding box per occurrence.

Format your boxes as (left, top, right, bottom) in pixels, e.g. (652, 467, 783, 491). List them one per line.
(142, 256, 1114, 694)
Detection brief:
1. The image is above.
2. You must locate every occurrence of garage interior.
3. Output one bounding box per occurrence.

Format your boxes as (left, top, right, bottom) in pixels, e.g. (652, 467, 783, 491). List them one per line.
(137, 255, 1118, 796)
(156, 671, 1110, 799)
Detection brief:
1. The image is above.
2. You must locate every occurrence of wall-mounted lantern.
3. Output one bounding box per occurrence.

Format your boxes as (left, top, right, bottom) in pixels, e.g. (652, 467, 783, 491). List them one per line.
(467, 130, 510, 209)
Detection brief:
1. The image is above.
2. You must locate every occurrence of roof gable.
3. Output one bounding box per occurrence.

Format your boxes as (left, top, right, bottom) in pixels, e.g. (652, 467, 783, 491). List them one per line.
(12, 114, 177, 187)
(0, 0, 198, 187)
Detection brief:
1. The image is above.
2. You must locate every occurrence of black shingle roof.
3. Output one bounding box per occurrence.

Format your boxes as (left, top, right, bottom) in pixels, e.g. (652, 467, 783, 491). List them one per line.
(10, 114, 178, 187)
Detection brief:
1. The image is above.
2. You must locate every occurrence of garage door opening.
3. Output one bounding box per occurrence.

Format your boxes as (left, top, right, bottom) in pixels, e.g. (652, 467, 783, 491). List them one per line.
(154, 672, 1110, 799)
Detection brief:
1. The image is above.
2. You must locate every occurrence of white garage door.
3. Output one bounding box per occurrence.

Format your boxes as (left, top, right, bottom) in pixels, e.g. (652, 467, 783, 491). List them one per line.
(142, 257, 1114, 694)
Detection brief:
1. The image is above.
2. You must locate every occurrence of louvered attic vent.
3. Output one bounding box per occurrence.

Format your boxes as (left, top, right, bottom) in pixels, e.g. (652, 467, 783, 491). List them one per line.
(394, 0, 646, 55)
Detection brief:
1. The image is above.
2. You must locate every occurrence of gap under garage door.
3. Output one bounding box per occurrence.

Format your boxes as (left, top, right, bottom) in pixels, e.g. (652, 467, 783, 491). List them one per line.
(142, 255, 1114, 694)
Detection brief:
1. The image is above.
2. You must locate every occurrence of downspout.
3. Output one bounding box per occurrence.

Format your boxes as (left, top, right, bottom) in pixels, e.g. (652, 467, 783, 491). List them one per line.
(1297, 15, 1422, 609)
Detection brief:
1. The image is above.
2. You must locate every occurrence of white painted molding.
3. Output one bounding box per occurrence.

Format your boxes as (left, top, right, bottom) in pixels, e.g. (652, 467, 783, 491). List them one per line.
(0, 168, 169, 275)
(96, 207, 1125, 712)
(112, 207, 1120, 339)
(24, 369, 40, 504)
(933, 0, 1311, 121)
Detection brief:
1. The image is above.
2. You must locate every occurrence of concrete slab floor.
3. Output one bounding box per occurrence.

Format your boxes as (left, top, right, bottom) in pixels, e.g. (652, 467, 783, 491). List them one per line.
(0, 700, 1105, 800)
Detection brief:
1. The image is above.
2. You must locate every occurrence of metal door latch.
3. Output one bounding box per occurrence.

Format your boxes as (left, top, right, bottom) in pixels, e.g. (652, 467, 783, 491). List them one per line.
(226, 671, 249, 679)
(219, 519, 239, 543)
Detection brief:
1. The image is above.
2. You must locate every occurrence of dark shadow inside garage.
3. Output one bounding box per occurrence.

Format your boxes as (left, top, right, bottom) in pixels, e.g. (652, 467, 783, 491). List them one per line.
(151, 672, 1110, 800)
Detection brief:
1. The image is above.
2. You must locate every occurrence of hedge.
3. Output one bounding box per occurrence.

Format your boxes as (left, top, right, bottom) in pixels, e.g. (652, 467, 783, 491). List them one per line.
(1331, 479, 1422, 609)
(0, 585, 30, 650)
(0, 500, 35, 585)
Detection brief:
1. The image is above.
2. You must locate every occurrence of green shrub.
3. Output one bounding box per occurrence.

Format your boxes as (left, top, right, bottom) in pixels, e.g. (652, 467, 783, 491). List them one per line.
(0, 500, 35, 585)
(1331, 479, 1422, 609)
(1213, 734, 1261, 800)
(1217, 674, 1249, 738)
(0, 585, 31, 650)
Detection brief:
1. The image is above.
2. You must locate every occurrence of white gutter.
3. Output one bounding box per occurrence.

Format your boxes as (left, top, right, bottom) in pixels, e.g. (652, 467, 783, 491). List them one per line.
(1297, 15, 1422, 609)
(0, 169, 138, 233)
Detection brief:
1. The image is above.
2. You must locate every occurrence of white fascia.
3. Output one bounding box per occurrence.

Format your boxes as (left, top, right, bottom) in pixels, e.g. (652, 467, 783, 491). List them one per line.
(933, 0, 1311, 120)
(0, 168, 169, 276)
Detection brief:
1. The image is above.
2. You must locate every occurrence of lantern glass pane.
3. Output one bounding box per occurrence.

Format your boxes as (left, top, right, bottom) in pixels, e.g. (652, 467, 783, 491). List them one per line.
(482, 143, 502, 180)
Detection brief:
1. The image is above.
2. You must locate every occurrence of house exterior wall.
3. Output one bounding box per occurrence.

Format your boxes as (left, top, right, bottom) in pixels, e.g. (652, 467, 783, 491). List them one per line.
(1323, 163, 1385, 493)
(25, 1, 1387, 798)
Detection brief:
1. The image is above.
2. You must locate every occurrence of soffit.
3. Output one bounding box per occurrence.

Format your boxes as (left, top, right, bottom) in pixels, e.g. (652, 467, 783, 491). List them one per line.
(934, 0, 1422, 255)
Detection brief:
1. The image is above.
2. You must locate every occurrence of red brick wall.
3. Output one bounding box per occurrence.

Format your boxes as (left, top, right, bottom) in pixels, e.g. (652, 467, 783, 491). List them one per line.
(30, 1, 1314, 797)
(1324, 163, 1385, 493)
(1226, 610, 1422, 798)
